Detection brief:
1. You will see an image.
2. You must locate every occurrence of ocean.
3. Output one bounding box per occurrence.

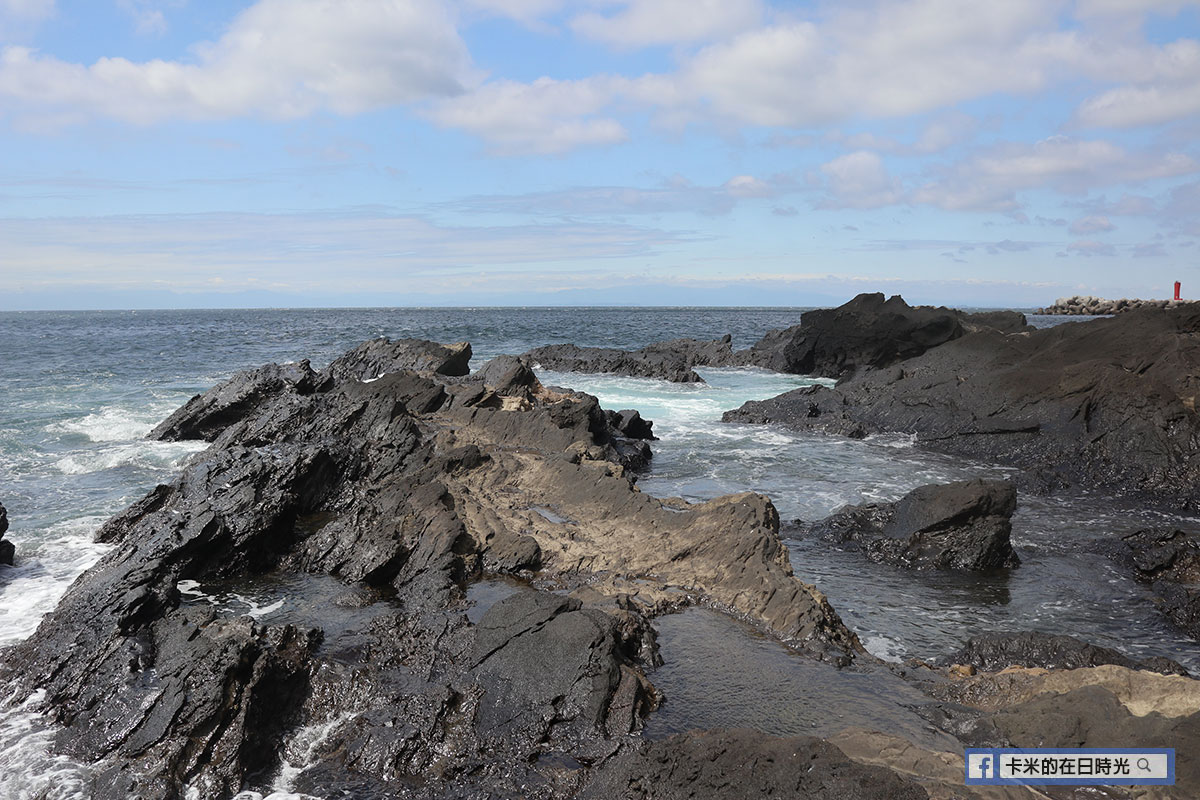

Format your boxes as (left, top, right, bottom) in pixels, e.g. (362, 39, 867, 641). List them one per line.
(1, 307, 1197, 798)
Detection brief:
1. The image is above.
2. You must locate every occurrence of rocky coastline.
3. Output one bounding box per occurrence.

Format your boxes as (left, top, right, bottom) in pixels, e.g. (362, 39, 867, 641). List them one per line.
(3, 300, 1200, 799)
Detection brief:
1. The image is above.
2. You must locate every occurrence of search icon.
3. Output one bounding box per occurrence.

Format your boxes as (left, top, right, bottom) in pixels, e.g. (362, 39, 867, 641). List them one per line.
(1137, 758, 1151, 771)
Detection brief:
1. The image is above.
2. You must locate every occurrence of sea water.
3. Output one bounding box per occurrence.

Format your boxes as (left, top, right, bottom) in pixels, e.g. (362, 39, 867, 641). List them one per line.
(0, 307, 1196, 797)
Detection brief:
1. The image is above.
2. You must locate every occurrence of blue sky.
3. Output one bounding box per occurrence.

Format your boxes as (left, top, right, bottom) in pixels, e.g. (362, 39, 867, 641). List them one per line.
(2, 0, 1200, 309)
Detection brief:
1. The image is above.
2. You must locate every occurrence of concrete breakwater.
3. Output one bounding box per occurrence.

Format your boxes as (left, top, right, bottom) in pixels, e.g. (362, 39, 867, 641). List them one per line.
(1036, 295, 1192, 315)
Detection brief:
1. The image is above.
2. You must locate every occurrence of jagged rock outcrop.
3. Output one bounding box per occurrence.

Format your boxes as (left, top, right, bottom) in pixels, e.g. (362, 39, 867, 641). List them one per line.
(942, 631, 1189, 675)
(742, 293, 967, 380)
(518, 297, 1029, 387)
(796, 479, 1020, 571)
(739, 293, 1031, 381)
(0, 501, 12, 566)
(725, 305, 1200, 509)
(1102, 527, 1200, 641)
(0, 340, 860, 800)
(1037, 295, 1194, 315)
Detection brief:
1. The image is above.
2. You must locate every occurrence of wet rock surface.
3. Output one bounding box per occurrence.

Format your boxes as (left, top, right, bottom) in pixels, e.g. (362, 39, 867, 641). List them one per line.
(943, 631, 1190, 675)
(522, 338, 739, 383)
(1103, 527, 1200, 641)
(580, 728, 930, 800)
(796, 479, 1021, 571)
(0, 501, 12, 566)
(0, 339, 864, 799)
(724, 304, 1200, 509)
(742, 293, 970, 379)
(521, 296, 1030, 385)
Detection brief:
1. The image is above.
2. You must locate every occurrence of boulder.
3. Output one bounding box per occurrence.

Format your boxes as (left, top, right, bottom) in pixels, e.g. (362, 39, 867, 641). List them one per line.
(725, 304, 1200, 509)
(798, 479, 1020, 571)
(942, 631, 1189, 675)
(741, 293, 968, 380)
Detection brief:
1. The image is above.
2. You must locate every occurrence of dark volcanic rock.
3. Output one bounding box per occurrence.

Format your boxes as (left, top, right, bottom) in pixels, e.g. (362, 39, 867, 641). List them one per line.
(0, 501, 11, 566)
(799, 479, 1020, 571)
(579, 728, 929, 800)
(523, 335, 745, 384)
(325, 337, 473, 381)
(725, 304, 1200, 509)
(605, 408, 655, 440)
(473, 591, 655, 752)
(989, 686, 1200, 793)
(944, 631, 1190, 675)
(1103, 527, 1200, 641)
(524, 342, 706, 383)
(742, 293, 969, 380)
(3, 337, 860, 799)
(960, 309, 1031, 334)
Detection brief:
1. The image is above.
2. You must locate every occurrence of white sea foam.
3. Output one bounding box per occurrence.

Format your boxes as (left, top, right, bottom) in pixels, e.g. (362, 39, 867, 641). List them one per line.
(54, 440, 205, 476)
(0, 518, 112, 648)
(0, 690, 96, 800)
(861, 635, 908, 663)
(47, 406, 158, 443)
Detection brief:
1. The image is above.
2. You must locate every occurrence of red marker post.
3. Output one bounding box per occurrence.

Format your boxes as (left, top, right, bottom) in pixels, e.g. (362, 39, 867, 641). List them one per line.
(1175, 281, 1182, 301)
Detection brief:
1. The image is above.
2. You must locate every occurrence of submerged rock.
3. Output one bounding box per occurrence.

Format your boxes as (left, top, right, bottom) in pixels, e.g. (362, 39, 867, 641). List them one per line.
(725, 304, 1200, 509)
(1103, 527, 1200, 642)
(0, 501, 12, 566)
(798, 479, 1020, 571)
(1, 337, 860, 799)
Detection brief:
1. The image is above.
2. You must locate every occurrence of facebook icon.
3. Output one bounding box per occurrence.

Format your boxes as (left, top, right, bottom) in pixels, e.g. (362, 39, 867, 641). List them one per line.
(968, 752, 995, 780)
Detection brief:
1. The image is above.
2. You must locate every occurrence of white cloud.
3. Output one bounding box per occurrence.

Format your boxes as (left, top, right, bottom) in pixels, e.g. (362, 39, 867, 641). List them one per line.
(461, 0, 563, 22)
(1074, 0, 1199, 17)
(0, 0, 53, 19)
(570, 0, 762, 48)
(449, 173, 780, 215)
(426, 76, 627, 154)
(819, 151, 903, 209)
(116, 0, 175, 36)
(0, 209, 692, 294)
(0, 0, 476, 124)
(635, 1, 1075, 128)
(1068, 215, 1116, 234)
(1076, 82, 1200, 128)
(913, 136, 1198, 211)
(723, 174, 774, 198)
(1067, 239, 1118, 256)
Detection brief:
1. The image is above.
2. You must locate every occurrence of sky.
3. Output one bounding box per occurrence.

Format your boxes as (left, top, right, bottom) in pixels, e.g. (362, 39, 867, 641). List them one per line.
(2, 0, 1200, 309)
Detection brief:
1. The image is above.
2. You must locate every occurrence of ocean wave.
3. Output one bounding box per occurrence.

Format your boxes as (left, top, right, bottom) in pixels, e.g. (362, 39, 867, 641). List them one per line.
(54, 440, 206, 476)
(0, 690, 96, 800)
(860, 634, 908, 663)
(0, 518, 112, 647)
(46, 406, 162, 443)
